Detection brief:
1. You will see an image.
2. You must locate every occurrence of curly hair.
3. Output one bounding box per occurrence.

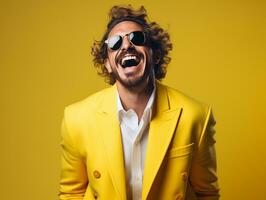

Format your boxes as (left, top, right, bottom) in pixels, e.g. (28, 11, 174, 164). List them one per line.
(91, 5, 173, 85)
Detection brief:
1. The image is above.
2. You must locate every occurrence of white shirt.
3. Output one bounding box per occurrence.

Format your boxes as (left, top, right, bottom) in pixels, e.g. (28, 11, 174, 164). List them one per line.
(116, 86, 156, 200)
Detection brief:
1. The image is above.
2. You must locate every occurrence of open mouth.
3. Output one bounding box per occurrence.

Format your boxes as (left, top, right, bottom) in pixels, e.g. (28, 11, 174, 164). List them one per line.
(119, 54, 141, 68)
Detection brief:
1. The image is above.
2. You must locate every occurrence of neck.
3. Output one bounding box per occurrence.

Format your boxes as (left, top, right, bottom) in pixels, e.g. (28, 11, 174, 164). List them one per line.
(116, 78, 154, 120)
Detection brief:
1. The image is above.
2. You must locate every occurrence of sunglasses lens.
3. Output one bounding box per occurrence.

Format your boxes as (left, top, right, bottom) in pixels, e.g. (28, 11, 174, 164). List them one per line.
(108, 35, 122, 50)
(129, 31, 145, 45)
(106, 31, 146, 50)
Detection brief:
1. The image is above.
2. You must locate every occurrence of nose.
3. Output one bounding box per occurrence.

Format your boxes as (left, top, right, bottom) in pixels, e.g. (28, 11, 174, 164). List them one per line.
(120, 35, 133, 50)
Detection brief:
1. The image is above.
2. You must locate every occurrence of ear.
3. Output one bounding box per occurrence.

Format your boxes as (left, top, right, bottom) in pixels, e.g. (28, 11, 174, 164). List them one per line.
(104, 58, 112, 73)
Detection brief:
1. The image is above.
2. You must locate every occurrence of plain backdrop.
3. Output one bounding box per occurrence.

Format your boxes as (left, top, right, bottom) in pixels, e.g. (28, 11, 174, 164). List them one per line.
(0, 0, 265, 199)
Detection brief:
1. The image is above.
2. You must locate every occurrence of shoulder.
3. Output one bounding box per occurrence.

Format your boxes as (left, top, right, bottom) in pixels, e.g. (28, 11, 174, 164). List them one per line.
(63, 86, 114, 126)
(160, 83, 215, 145)
(160, 82, 211, 122)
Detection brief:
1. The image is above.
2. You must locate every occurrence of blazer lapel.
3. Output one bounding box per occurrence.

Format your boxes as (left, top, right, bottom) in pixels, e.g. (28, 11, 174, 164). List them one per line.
(96, 85, 127, 200)
(142, 82, 183, 200)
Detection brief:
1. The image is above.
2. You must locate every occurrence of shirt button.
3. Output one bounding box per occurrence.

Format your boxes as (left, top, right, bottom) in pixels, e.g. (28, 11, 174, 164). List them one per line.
(93, 192, 98, 199)
(181, 171, 188, 181)
(93, 170, 101, 179)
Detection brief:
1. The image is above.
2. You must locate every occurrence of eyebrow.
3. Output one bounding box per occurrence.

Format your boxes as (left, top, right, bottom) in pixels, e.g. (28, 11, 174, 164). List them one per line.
(108, 28, 143, 37)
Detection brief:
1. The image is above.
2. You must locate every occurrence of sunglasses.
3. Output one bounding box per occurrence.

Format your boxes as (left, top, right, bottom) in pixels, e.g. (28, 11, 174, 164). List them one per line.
(104, 31, 146, 51)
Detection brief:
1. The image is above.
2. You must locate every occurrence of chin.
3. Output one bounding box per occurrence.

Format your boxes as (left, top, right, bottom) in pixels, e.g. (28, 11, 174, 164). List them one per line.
(120, 72, 151, 89)
(114, 59, 152, 89)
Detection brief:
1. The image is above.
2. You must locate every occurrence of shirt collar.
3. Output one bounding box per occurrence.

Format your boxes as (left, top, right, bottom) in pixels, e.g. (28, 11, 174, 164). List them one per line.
(116, 83, 156, 121)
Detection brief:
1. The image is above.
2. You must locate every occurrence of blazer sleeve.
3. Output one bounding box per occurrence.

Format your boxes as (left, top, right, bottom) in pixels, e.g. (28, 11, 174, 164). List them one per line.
(58, 112, 88, 200)
(189, 106, 220, 200)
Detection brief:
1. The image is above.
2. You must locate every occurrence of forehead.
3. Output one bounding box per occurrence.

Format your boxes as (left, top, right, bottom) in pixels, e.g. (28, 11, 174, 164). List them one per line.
(108, 21, 143, 36)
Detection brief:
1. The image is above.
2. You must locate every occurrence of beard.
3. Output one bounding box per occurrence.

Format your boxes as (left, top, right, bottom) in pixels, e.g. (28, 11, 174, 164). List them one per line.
(111, 67, 150, 89)
(111, 52, 154, 90)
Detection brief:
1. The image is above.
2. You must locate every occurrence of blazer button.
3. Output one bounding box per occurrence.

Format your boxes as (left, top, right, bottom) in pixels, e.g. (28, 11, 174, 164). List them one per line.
(93, 192, 98, 199)
(181, 171, 188, 181)
(176, 193, 184, 200)
(93, 170, 101, 179)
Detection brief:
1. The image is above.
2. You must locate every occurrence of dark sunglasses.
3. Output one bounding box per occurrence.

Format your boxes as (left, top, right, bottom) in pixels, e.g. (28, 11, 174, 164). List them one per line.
(104, 31, 146, 51)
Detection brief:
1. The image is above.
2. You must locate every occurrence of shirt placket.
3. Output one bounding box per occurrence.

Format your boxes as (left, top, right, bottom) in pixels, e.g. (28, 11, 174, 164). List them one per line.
(131, 132, 143, 200)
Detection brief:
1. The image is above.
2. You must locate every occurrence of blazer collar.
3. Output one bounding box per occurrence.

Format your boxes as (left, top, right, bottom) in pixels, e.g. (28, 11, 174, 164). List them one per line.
(97, 81, 183, 200)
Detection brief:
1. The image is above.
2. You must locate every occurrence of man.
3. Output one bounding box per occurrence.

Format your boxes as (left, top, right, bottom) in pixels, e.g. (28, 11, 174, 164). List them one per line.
(59, 5, 220, 200)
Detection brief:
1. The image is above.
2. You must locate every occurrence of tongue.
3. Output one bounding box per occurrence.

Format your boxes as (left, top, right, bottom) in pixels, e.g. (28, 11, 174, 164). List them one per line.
(122, 59, 139, 68)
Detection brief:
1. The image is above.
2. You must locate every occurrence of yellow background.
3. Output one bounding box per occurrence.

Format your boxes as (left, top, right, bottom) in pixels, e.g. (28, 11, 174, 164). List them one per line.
(1, 0, 265, 199)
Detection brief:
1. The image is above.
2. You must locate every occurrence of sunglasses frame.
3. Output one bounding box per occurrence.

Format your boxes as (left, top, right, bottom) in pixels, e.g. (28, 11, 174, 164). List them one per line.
(104, 31, 146, 51)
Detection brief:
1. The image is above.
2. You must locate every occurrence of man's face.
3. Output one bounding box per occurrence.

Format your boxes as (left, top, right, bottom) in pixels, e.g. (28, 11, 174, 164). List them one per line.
(104, 21, 154, 88)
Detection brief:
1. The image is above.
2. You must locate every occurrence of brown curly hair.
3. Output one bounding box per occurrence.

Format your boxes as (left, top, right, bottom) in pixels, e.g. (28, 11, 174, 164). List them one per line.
(91, 5, 173, 85)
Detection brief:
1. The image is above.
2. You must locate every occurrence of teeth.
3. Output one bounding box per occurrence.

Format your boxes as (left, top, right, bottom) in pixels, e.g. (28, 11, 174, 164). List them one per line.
(122, 55, 137, 63)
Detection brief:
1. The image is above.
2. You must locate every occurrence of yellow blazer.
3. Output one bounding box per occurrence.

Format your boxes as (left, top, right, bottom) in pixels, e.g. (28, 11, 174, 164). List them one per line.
(59, 81, 220, 200)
